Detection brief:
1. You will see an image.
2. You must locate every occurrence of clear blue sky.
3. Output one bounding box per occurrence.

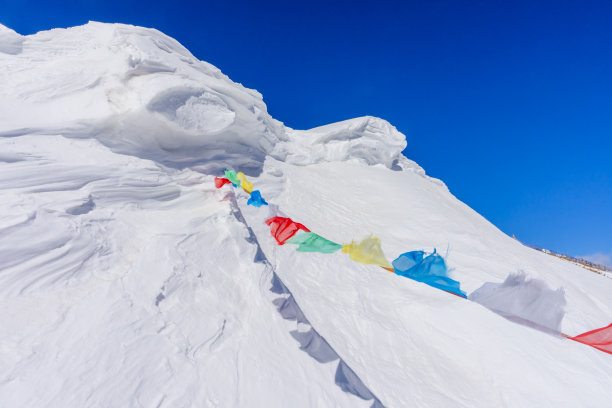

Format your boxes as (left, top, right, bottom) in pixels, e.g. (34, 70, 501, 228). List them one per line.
(2, 0, 611, 264)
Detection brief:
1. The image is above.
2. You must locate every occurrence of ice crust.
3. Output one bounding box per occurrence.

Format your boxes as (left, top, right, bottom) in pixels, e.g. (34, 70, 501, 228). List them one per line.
(1, 22, 612, 408)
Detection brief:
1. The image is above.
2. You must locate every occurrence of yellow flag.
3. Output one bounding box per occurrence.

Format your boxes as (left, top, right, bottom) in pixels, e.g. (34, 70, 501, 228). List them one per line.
(236, 172, 254, 194)
(342, 236, 392, 269)
(242, 180, 254, 194)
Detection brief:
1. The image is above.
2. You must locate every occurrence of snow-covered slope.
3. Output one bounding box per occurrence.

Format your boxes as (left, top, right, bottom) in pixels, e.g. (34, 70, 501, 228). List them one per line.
(1, 22, 611, 408)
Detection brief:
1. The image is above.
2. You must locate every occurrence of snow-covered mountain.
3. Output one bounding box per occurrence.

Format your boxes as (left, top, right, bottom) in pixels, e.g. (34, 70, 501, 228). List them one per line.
(1, 22, 611, 408)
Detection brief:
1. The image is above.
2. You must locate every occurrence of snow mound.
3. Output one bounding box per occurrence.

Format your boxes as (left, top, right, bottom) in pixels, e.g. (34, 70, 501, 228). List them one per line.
(275, 116, 407, 170)
(0, 22, 286, 174)
(2, 21, 612, 408)
(0, 24, 23, 54)
(469, 272, 567, 334)
(0, 22, 425, 177)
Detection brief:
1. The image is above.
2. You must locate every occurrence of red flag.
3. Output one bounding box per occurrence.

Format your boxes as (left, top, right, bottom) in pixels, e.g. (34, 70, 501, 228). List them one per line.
(568, 323, 612, 355)
(215, 177, 232, 188)
(265, 216, 310, 245)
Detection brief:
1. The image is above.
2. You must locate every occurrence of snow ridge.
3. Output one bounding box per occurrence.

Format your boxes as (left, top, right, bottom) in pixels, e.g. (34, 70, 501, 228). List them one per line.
(0, 22, 439, 181)
(228, 191, 384, 407)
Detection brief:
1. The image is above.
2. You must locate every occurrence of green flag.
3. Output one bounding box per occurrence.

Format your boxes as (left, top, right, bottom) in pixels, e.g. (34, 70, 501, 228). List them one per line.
(286, 232, 342, 254)
(224, 169, 241, 187)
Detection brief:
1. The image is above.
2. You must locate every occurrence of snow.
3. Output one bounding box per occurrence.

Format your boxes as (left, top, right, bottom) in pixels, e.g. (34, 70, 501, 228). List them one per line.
(469, 272, 567, 335)
(1, 21, 612, 407)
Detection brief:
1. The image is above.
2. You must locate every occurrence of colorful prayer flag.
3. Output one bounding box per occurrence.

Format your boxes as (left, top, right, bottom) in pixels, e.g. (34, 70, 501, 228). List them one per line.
(342, 236, 392, 268)
(236, 172, 254, 194)
(247, 190, 268, 207)
(224, 169, 241, 187)
(265, 216, 310, 245)
(286, 231, 342, 253)
(214, 177, 232, 188)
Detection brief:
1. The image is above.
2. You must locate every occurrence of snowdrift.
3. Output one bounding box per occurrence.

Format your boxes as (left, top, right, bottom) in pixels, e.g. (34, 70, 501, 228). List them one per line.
(469, 272, 566, 334)
(1, 22, 611, 408)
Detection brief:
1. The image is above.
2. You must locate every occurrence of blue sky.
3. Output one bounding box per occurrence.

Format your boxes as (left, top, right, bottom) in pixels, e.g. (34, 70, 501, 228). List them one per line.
(2, 0, 611, 264)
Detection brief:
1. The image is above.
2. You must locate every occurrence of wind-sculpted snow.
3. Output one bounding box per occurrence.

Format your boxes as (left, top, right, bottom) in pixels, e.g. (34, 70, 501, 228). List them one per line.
(0, 135, 367, 407)
(273, 116, 407, 170)
(0, 25, 23, 54)
(0, 208, 98, 295)
(0, 22, 433, 177)
(2, 21, 612, 408)
(469, 272, 567, 335)
(0, 22, 286, 174)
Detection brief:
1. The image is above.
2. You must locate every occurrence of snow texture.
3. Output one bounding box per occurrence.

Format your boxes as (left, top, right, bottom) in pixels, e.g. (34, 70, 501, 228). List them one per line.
(469, 272, 567, 335)
(1, 21, 612, 408)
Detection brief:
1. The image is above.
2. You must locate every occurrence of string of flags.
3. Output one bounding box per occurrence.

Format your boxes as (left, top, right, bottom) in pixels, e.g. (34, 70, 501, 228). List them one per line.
(214, 170, 612, 356)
